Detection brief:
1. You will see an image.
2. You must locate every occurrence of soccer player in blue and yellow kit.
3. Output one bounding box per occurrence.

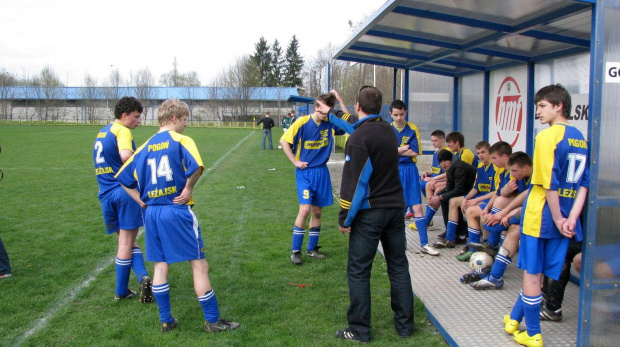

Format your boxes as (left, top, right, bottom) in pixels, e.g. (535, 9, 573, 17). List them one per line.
(116, 99, 240, 333)
(93, 96, 153, 303)
(280, 90, 356, 265)
(504, 85, 589, 347)
(420, 130, 448, 199)
(390, 100, 439, 256)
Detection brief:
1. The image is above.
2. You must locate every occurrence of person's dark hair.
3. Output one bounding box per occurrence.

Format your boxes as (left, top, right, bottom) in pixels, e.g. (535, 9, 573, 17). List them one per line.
(534, 84, 571, 118)
(508, 151, 533, 167)
(489, 141, 512, 156)
(446, 131, 465, 147)
(356, 85, 382, 114)
(475, 141, 490, 150)
(314, 93, 337, 108)
(437, 149, 453, 163)
(430, 129, 445, 138)
(114, 96, 143, 119)
(390, 99, 406, 112)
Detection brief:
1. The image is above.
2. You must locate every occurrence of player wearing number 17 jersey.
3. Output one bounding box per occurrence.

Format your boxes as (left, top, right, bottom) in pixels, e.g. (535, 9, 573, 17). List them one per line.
(505, 84, 590, 347)
(93, 96, 152, 303)
(116, 99, 239, 333)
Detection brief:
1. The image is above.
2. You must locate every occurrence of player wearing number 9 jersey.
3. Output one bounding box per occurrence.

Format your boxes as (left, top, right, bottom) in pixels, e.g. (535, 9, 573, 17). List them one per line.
(506, 84, 590, 347)
(116, 99, 239, 333)
(93, 96, 153, 303)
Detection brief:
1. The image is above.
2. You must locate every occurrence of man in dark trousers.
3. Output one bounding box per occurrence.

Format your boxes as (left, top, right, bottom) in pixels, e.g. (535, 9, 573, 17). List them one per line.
(336, 85, 413, 343)
(256, 112, 275, 150)
(428, 149, 477, 248)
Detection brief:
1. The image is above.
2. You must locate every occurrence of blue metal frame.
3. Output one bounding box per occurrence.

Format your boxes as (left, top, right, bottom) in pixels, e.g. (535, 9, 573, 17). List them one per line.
(483, 71, 490, 142)
(453, 77, 459, 132)
(526, 62, 535, 156)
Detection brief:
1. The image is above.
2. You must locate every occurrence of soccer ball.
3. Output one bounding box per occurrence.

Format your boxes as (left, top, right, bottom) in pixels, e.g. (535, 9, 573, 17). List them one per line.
(277, 145, 283, 150)
(469, 252, 493, 271)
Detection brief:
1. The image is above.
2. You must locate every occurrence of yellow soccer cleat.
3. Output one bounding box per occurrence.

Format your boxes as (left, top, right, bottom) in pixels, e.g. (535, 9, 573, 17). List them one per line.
(409, 220, 433, 231)
(503, 314, 520, 334)
(513, 330, 543, 347)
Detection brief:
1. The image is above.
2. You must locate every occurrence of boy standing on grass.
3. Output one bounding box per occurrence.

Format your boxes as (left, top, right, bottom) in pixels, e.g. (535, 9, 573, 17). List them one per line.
(504, 84, 589, 347)
(280, 90, 356, 265)
(116, 99, 240, 333)
(93, 96, 153, 303)
(390, 99, 438, 256)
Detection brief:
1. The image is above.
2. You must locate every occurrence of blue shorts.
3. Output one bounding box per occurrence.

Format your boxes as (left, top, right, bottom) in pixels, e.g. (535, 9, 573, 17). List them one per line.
(99, 186, 144, 234)
(296, 165, 333, 207)
(595, 245, 620, 277)
(420, 180, 428, 197)
(144, 204, 205, 264)
(478, 200, 489, 211)
(517, 234, 569, 280)
(399, 164, 422, 206)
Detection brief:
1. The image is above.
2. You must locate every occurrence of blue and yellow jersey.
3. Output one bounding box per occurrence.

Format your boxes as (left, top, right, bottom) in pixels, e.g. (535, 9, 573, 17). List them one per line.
(94, 122, 136, 198)
(430, 146, 450, 176)
(280, 114, 337, 168)
(473, 162, 496, 197)
(392, 121, 422, 164)
(115, 130, 204, 206)
(454, 147, 479, 168)
(495, 168, 512, 196)
(522, 123, 590, 240)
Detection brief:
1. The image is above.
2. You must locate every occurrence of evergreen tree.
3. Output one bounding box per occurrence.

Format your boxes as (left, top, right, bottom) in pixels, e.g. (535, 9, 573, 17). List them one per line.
(269, 39, 283, 87)
(250, 37, 272, 87)
(284, 35, 304, 87)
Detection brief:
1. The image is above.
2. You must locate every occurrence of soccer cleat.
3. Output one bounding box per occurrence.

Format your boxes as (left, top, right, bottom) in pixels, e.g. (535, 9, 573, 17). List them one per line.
(405, 212, 415, 220)
(467, 242, 499, 257)
(139, 275, 154, 303)
(161, 318, 179, 332)
(471, 275, 504, 290)
(290, 251, 302, 265)
(204, 318, 240, 333)
(455, 236, 467, 244)
(456, 250, 474, 262)
(432, 239, 455, 248)
(114, 289, 137, 301)
(460, 270, 483, 284)
(540, 305, 563, 322)
(513, 330, 543, 347)
(437, 231, 446, 239)
(335, 327, 369, 343)
(420, 244, 440, 256)
(306, 246, 326, 259)
(0, 273, 11, 279)
(504, 314, 520, 335)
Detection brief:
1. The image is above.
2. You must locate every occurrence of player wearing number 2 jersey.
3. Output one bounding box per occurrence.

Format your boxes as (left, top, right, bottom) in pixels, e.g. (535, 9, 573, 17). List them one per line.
(93, 96, 153, 303)
(505, 84, 590, 347)
(116, 99, 239, 333)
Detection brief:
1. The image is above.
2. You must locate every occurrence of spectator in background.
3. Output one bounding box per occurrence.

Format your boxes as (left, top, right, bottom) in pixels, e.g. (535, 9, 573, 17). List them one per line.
(257, 112, 276, 150)
(0, 236, 11, 278)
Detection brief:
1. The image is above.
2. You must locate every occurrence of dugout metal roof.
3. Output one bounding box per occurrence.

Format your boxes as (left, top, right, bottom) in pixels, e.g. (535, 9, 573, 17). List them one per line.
(333, 0, 594, 77)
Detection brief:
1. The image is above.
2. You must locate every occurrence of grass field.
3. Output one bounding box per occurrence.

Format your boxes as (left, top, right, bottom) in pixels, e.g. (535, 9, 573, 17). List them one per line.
(0, 125, 445, 346)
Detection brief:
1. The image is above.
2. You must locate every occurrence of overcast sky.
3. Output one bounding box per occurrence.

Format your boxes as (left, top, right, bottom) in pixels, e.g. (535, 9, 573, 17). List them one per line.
(0, 0, 386, 86)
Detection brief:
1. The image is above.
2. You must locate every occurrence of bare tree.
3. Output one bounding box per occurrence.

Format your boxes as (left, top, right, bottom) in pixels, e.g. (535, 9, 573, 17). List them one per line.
(30, 67, 64, 121)
(104, 68, 123, 117)
(131, 67, 156, 121)
(81, 74, 101, 123)
(222, 56, 259, 120)
(0, 69, 18, 120)
(179, 71, 201, 120)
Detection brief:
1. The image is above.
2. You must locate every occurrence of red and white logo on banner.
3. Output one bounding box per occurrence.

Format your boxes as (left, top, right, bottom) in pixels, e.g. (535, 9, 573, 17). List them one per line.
(495, 77, 523, 147)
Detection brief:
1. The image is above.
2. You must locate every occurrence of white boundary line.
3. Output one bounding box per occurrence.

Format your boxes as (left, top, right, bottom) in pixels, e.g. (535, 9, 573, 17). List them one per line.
(14, 131, 255, 346)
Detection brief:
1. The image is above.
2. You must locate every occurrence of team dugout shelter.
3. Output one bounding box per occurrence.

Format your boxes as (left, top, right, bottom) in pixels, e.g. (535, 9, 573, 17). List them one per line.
(332, 0, 620, 346)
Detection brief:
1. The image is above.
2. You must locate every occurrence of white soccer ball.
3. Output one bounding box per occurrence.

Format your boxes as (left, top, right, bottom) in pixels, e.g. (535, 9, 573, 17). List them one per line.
(277, 145, 283, 150)
(469, 252, 493, 271)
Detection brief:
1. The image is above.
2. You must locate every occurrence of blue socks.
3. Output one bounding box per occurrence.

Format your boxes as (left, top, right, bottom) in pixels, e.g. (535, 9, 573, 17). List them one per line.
(115, 257, 132, 296)
(306, 227, 320, 252)
(131, 247, 148, 282)
(523, 293, 543, 336)
(490, 252, 511, 280)
(510, 289, 525, 322)
(198, 290, 220, 323)
(424, 205, 437, 227)
(153, 283, 174, 324)
(413, 217, 429, 246)
(446, 221, 458, 242)
(468, 227, 481, 251)
(292, 226, 305, 252)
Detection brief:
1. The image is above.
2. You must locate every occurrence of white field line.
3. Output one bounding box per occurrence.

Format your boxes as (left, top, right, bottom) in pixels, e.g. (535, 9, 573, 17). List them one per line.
(14, 131, 255, 346)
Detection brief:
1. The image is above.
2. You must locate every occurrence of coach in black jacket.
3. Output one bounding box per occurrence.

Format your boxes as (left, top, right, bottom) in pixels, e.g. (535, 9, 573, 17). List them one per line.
(336, 86, 413, 343)
(427, 149, 476, 247)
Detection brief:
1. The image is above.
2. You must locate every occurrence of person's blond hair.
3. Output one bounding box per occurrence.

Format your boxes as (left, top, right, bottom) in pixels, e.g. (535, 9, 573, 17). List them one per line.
(158, 99, 190, 125)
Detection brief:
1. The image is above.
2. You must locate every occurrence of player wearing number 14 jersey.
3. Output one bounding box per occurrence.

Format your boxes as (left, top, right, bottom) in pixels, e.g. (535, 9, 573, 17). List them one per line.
(116, 99, 239, 333)
(505, 84, 590, 347)
(93, 96, 153, 303)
